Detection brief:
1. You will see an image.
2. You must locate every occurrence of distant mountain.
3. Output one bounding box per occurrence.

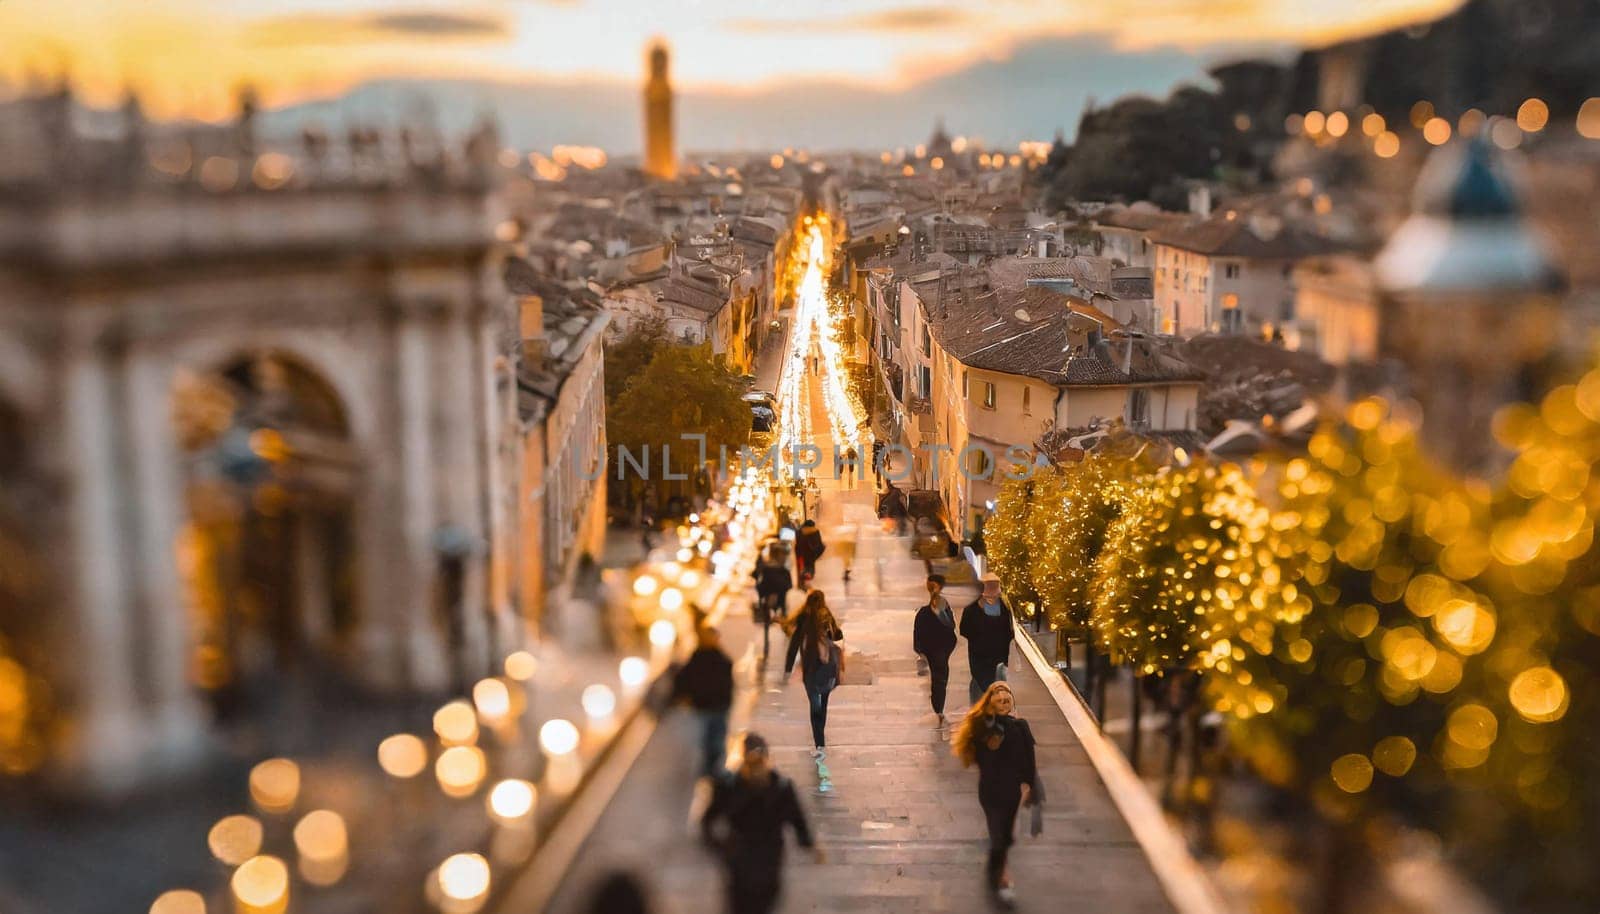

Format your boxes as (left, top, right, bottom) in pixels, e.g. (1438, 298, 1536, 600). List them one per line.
(259, 34, 1266, 154)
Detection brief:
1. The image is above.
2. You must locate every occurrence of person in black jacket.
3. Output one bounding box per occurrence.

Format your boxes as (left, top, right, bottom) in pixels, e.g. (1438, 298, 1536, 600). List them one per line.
(952, 682, 1039, 907)
(702, 732, 823, 914)
(793, 519, 825, 581)
(912, 573, 958, 727)
(751, 549, 793, 662)
(671, 626, 735, 779)
(782, 591, 844, 757)
(959, 573, 1014, 703)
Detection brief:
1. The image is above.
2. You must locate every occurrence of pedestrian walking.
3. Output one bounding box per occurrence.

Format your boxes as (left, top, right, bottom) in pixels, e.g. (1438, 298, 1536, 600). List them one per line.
(671, 626, 735, 779)
(793, 519, 825, 581)
(751, 548, 794, 662)
(952, 681, 1040, 908)
(831, 524, 858, 583)
(783, 591, 844, 759)
(701, 733, 823, 914)
(960, 573, 1014, 703)
(870, 441, 885, 485)
(912, 573, 958, 728)
(842, 446, 858, 488)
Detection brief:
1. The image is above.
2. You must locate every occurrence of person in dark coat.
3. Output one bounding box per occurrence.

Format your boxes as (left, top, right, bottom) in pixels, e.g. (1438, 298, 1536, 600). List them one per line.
(671, 626, 735, 779)
(793, 519, 825, 581)
(952, 682, 1039, 907)
(912, 573, 958, 727)
(702, 732, 823, 914)
(959, 573, 1013, 703)
(782, 591, 844, 756)
(751, 550, 793, 662)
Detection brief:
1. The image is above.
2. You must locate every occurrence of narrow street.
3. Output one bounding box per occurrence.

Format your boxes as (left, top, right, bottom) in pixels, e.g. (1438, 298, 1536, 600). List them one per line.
(544, 344, 1175, 913)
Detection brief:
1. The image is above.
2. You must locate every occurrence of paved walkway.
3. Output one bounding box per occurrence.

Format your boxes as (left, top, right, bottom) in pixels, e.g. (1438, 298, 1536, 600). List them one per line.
(545, 366, 1174, 914)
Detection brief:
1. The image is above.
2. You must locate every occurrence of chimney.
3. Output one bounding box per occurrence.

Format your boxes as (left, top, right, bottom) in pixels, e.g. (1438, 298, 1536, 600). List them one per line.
(1188, 184, 1212, 218)
(518, 294, 545, 340)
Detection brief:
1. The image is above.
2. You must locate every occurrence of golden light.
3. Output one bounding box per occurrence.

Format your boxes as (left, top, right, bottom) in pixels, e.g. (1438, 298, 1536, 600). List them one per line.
(679, 569, 702, 589)
(433, 700, 479, 747)
(1374, 131, 1401, 159)
(1007, 155, 1022, 167)
(1433, 599, 1495, 654)
(487, 778, 537, 824)
(1516, 98, 1549, 133)
(1423, 117, 1452, 146)
(539, 719, 580, 756)
(437, 853, 492, 911)
(1330, 753, 1373, 793)
(658, 587, 684, 612)
(494, 220, 520, 243)
(1447, 703, 1499, 751)
(769, 154, 784, 169)
(618, 656, 650, 691)
(248, 759, 300, 815)
(930, 156, 945, 170)
(198, 156, 238, 193)
(378, 733, 428, 779)
(1458, 107, 1486, 137)
(1325, 111, 1349, 138)
(504, 651, 537, 682)
(914, 143, 927, 158)
(149, 890, 206, 914)
(1410, 100, 1435, 128)
(582, 684, 617, 721)
(1372, 736, 1417, 777)
(292, 810, 349, 886)
(879, 151, 892, 164)
(648, 619, 677, 649)
(901, 164, 915, 176)
(230, 855, 289, 914)
(473, 678, 511, 725)
(632, 574, 659, 597)
(1284, 113, 1304, 135)
(251, 153, 294, 191)
(1361, 112, 1385, 137)
(1577, 98, 1600, 139)
(207, 815, 264, 866)
(435, 746, 488, 798)
(1302, 110, 1326, 135)
(1508, 666, 1568, 722)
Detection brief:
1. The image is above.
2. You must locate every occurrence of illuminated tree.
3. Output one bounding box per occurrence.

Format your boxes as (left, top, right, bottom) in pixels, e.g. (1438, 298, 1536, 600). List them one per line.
(1205, 399, 1486, 825)
(984, 471, 1040, 616)
(1027, 457, 1130, 633)
(1443, 378, 1600, 912)
(1091, 459, 1284, 676)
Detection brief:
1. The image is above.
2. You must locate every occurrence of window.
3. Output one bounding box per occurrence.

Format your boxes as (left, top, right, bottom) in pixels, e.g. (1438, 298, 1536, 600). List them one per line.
(968, 447, 992, 478)
(922, 326, 931, 357)
(1022, 386, 1031, 414)
(1224, 263, 1240, 279)
(1130, 388, 1150, 425)
(962, 370, 970, 399)
(983, 382, 997, 410)
(920, 365, 931, 396)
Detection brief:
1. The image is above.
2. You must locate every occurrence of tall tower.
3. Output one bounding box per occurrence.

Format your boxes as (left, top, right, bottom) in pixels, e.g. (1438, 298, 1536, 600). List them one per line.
(643, 41, 676, 181)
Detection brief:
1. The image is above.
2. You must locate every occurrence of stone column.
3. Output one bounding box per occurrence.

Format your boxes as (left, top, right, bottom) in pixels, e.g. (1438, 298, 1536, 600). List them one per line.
(433, 299, 490, 679)
(394, 307, 448, 691)
(53, 337, 151, 795)
(120, 345, 207, 776)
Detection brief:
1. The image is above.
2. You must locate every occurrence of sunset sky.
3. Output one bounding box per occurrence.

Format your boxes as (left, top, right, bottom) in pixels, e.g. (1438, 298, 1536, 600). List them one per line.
(1, 0, 1466, 121)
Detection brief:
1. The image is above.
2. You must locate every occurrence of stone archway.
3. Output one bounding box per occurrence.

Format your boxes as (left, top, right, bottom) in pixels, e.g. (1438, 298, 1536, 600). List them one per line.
(171, 351, 362, 720)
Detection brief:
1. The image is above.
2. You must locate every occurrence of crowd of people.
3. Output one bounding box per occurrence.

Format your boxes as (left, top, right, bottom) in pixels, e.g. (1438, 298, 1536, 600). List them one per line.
(644, 507, 1043, 914)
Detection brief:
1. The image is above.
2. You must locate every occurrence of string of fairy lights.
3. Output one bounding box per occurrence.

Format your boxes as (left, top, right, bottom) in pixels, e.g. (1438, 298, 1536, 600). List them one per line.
(778, 219, 866, 479)
(149, 440, 779, 914)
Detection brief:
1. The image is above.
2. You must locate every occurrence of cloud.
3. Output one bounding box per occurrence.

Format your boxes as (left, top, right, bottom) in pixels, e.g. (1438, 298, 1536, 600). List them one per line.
(725, 7, 974, 35)
(247, 10, 509, 47)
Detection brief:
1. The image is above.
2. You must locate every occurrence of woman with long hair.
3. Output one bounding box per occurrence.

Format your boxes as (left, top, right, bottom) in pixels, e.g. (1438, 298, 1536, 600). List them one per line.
(784, 590, 844, 760)
(952, 681, 1039, 907)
